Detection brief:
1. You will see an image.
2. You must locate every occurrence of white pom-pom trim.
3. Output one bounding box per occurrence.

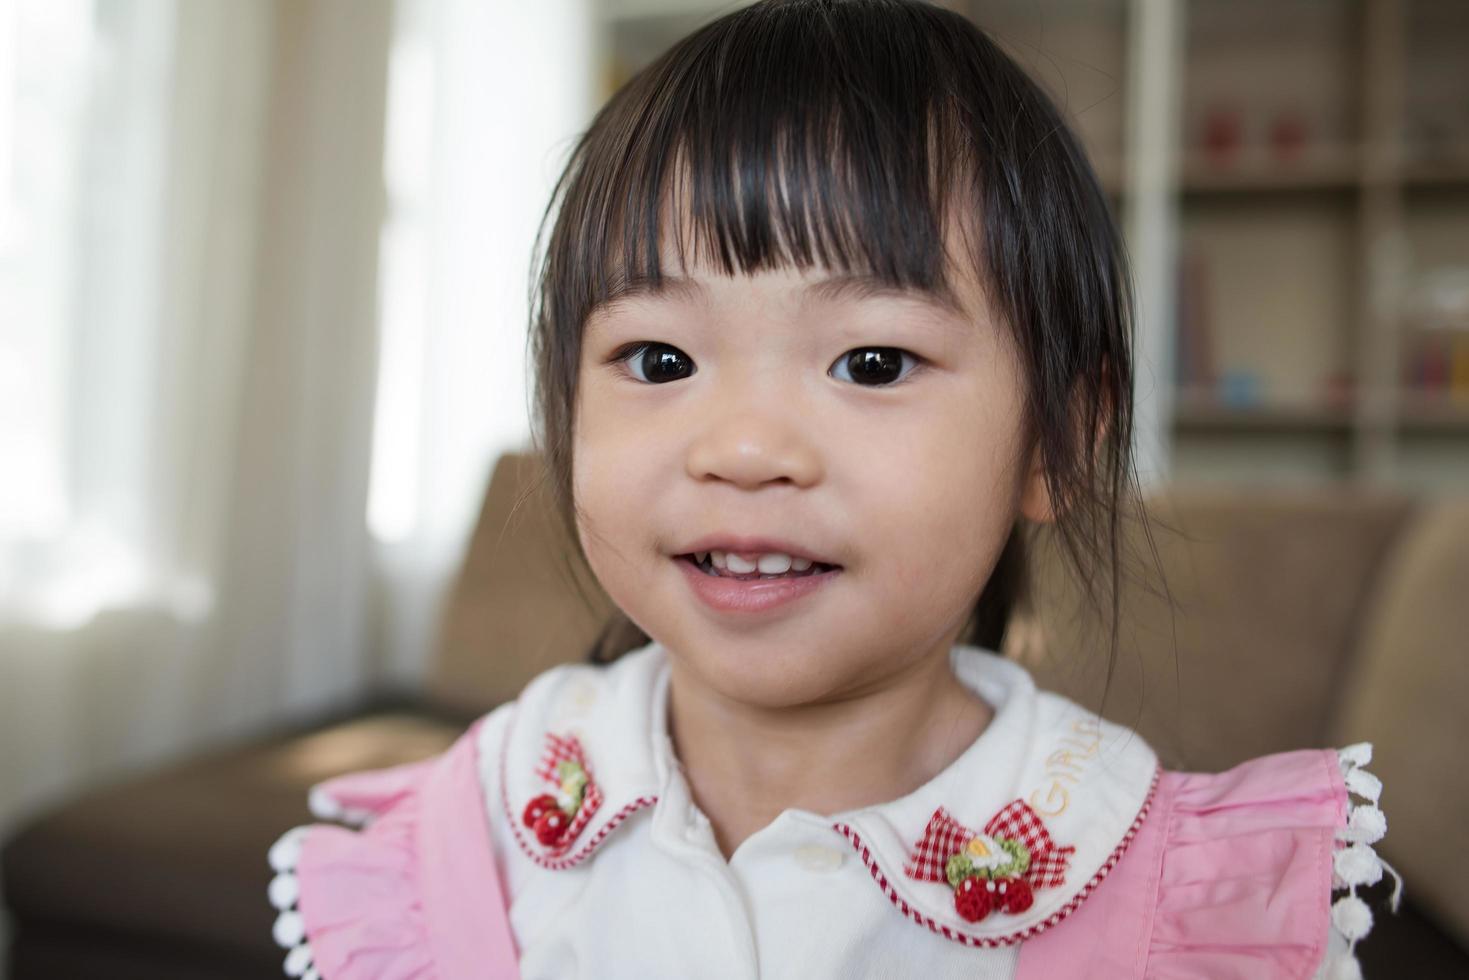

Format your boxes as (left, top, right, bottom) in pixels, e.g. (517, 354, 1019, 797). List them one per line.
(1322, 743, 1404, 978)
(1333, 843, 1383, 889)
(268, 825, 322, 979)
(308, 785, 376, 826)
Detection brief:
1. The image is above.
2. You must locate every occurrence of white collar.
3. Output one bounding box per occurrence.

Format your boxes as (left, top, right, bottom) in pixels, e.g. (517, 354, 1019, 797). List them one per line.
(495, 641, 1160, 945)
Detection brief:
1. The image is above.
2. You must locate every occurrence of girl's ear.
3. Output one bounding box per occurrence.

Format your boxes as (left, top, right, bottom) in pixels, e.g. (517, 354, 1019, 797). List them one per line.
(1019, 376, 1114, 525)
(1019, 442, 1054, 524)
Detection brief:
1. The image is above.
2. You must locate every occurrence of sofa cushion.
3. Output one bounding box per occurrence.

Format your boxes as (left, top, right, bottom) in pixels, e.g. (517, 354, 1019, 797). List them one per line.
(1332, 496, 1469, 949)
(1011, 485, 1416, 773)
(428, 452, 617, 712)
(10, 922, 281, 980)
(1, 711, 461, 965)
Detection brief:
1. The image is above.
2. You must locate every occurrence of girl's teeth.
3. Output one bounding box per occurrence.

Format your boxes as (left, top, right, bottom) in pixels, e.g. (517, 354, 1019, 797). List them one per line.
(725, 553, 757, 574)
(696, 550, 827, 579)
(756, 553, 792, 574)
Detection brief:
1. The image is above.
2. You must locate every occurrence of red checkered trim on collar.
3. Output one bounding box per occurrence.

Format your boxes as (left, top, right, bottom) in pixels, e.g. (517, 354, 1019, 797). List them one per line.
(533, 732, 604, 855)
(500, 713, 657, 870)
(831, 764, 1162, 948)
(904, 799, 1075, 888)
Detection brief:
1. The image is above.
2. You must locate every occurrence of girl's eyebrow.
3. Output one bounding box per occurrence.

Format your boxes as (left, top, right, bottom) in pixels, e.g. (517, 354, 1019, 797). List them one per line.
(587, 271, 966, 331)
(805, 273, 967, 320)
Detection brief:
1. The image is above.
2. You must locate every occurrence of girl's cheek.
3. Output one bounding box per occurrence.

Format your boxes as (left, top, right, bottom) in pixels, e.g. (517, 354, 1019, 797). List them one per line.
(571, 448, 635, 544)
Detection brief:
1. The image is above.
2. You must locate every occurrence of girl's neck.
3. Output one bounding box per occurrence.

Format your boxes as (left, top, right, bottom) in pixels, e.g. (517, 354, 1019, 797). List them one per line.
(664, 638, 995, 862)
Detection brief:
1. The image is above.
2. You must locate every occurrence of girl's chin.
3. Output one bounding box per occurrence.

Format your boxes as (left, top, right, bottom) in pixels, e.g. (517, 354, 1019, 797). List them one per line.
(662, 630, 895, 704)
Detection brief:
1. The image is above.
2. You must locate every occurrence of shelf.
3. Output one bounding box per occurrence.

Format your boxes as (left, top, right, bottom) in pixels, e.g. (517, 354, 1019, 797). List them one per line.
(1402, 162, 1469, 190)
(1173, 159, 1469, 195)
(1171, 390, 1469, 437)
(1172, 390, 1354, 434)
(1398, 392, 1469, 433)
(1179, 151, 1360, 195)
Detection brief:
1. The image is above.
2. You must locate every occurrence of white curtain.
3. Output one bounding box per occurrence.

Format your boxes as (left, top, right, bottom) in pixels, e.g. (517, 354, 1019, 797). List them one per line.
(0, 0, 395, 847)
(0, 0, 597, 885)
(369, 0, 597, 688)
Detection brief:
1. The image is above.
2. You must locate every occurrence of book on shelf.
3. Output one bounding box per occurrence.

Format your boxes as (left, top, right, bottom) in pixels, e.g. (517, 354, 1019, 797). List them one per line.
(1401, 267, 1469, 403)
(1174, 245, 1216, 393)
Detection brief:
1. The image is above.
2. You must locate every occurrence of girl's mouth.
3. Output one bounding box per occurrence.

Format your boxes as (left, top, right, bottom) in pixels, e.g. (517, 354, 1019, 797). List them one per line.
(673, 552, 842, 615)
(676, 553, 841, 580)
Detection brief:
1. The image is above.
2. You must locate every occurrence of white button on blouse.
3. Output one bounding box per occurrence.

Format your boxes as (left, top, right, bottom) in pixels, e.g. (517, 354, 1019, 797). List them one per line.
(793, 843, 845, 872)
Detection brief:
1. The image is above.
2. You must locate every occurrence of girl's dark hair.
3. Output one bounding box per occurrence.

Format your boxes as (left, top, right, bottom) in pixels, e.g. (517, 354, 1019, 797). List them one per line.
(526, 0, 1165, 704)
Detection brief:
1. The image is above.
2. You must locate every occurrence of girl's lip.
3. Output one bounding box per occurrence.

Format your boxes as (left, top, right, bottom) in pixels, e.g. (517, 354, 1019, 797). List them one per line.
(673, 555, 840, 615)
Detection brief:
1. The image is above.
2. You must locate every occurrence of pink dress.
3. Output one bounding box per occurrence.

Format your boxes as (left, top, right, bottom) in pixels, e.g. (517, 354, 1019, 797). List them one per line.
(265, 650, 1399, 980)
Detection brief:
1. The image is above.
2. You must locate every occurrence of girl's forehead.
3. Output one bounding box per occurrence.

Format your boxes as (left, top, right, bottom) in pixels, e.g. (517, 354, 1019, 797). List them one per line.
(649, 258, 968, 319)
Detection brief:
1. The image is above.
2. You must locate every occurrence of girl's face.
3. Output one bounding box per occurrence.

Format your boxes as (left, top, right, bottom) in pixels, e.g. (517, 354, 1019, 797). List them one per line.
(572, 221, 1050, 710)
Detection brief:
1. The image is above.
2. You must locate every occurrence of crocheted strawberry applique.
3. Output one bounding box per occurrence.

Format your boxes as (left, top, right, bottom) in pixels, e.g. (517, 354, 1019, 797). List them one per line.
(519, 731, 603, 854)
(904, 799, 1076, 924)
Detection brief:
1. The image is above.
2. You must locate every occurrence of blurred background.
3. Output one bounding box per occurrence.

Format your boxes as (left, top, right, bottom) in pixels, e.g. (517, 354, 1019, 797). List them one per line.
(0, 0, 1466, 976)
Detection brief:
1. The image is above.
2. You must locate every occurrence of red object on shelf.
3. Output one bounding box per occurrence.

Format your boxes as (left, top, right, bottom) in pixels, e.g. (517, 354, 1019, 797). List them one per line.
(1322, 371, 1355, 410)
(1269, 111, 1308, 164)
(1202, 106, 1243, 167)
(1423, 336, 1449, 390)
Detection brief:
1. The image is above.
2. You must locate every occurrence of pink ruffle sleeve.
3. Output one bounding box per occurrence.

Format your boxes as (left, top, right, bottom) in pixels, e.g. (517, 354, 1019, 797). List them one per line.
(265, 718, 521, 979)
(1017, 745, 1400, 980)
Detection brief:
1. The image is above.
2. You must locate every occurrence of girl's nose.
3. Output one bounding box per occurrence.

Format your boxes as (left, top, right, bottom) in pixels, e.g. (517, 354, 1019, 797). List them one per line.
(684, 410, 824, 491)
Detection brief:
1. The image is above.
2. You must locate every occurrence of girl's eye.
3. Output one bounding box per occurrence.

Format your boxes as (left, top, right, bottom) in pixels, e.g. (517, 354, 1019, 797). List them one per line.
(829, 347, 920, 387)
(610, 342, 920, 387)
(614, 342, 695, 384)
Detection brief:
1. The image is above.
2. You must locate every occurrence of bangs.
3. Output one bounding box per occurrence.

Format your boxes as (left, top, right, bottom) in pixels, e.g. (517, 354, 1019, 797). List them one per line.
(559, 0, 984, 317)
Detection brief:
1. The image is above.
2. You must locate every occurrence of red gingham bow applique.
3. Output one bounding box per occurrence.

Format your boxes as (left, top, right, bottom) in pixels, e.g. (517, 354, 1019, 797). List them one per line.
(903, 800, 1076, 924)
(520, 731, 603, 856)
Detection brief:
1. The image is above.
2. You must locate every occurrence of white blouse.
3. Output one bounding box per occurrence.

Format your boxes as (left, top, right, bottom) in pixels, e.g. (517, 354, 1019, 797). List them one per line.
(484, 641, 1157, 980)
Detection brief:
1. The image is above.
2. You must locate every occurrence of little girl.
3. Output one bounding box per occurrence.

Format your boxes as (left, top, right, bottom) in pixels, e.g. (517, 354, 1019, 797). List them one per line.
(266, 1, 1400, 976)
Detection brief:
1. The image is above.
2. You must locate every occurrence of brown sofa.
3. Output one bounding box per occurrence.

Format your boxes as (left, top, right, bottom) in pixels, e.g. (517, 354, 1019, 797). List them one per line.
(3, 452, 1466, 977)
